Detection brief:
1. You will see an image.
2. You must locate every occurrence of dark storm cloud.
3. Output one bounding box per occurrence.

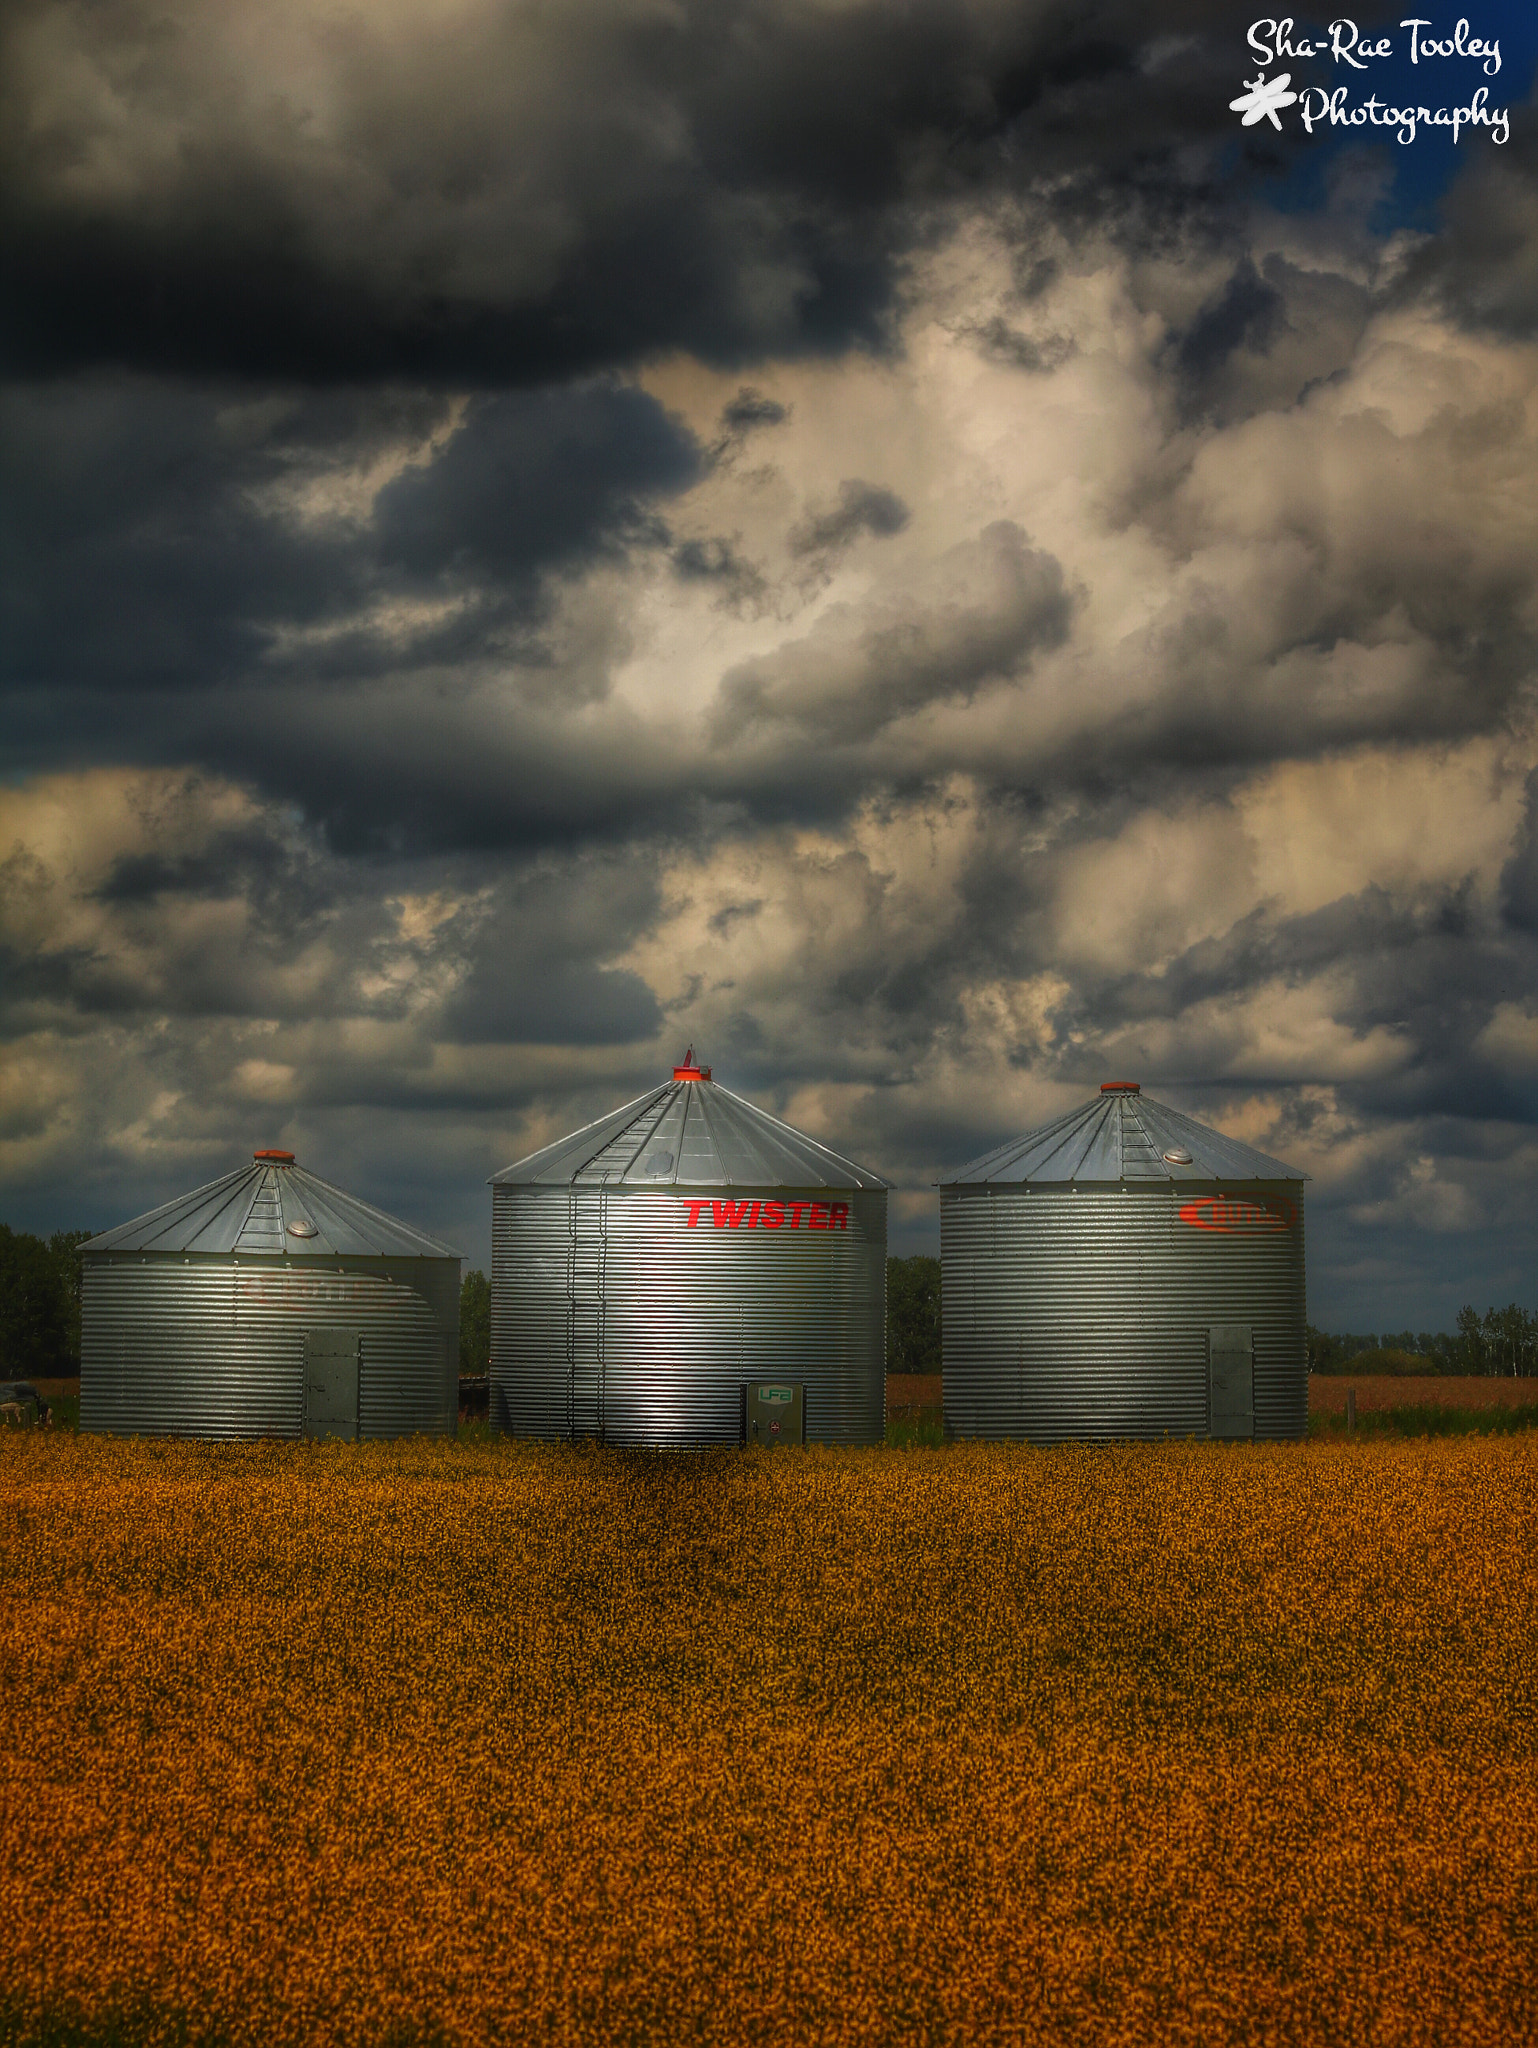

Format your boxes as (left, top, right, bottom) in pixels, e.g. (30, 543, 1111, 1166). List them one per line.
(0, 380, 365, 692)
(1172, 256, 1284, 385)
(441, 857, 666, 1047)
(0, 1, 1306, 385)
(1499, 769, 1538, 931)
(788, 479, 911, 560)
(90, 819, 301, 907)
(719, 389, 789, 435)
(967, 316, 1076, 373)
(1401, 123, 1538, 336)
(712, 522, 1073, 746)
(373, 387, 698, 582)
(1066, 879, 1537, 1106)
(670, 535, 770, 613)
(445, 960, 662, 1048)
(0, 377, 700, 694)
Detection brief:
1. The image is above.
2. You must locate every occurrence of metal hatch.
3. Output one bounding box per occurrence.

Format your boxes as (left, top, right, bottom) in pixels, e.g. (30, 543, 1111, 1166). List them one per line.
(1208, 1325, 1255, 1440)
(304, 1329, 361, 1441)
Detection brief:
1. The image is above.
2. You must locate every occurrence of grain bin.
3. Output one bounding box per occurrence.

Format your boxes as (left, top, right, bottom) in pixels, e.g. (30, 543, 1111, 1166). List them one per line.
(491, 1058, 886, 1445)
(940, 1084, 1307, 1442)
(80, 1151, 462, 1440)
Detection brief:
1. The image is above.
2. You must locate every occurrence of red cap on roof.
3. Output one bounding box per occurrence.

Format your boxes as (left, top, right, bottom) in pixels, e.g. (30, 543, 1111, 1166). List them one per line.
(1099, 1082, 1140, 1094)
(253, 1149, 296, 1163)
(673, 1046, 711, 1082)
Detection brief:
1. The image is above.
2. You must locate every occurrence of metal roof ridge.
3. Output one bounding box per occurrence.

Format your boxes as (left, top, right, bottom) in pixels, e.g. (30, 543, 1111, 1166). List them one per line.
(710, 1085, 813, 1185)
(566, 1083, 673, 1184)
(612, 1087, 680, 1181)
(710, 1079, 885, 1186)
(689, 1081, 735, 1186)
(1141, 1098, 1310, 1179)
(1068, 1096, 1117, 1180)
(969, 1098, 1094, 1179)
(1035, 1099, 1107, 1180)
(940, 1085, 1309, 1182)
(1121, 1096, 1166, 1173)
(151, 1165, 264, 1252)
(488, 1082, 669, 1183)
(292, 1164, 463, 1254)
(225, 1166, 273, 1251)
(84, 1164, 249, 1250)
(282, 1176, 355, 1250)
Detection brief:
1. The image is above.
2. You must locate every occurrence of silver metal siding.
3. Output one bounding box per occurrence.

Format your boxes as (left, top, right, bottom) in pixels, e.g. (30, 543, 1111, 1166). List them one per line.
(80, 1254, 460, 1440)
(941, 1184, 1306, 1442)
(491, 1186, 886, 1446)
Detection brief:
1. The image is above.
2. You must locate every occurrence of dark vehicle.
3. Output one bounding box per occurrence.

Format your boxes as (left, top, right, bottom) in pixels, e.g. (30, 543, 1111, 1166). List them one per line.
(0, 1381, 52, 1426)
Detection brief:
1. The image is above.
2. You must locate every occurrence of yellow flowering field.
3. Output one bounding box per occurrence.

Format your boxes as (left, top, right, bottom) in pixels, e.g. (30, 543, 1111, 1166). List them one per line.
(1, 1433, 1534, 2047)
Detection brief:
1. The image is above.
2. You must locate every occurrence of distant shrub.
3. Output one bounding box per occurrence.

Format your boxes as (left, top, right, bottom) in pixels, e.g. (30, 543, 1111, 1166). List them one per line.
(1340, 1347, 1438, 1377)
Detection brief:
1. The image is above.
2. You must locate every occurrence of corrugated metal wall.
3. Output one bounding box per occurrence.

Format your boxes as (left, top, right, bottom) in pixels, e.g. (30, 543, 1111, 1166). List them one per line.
(80, 1254, 459, 1440)
(941, 1184, 1306, 1442)
(491, 1186, 886, 1446)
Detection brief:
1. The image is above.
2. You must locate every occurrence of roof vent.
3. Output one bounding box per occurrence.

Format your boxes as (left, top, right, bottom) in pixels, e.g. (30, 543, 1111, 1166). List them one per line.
(286, 1220, 318, 1238)
(1162, 1148, 1193, 1165)
(254, 1149, 296, 1164)
(1099, 1082, 1139, 1094)
(673, 1045, 711, 1082)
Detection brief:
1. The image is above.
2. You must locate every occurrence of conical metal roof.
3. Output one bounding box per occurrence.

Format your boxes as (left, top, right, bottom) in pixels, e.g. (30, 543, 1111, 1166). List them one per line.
(941, 1084, 1307, 1186)
(83, 1153, 463, 1258)
(492, 1066, 886, 1190)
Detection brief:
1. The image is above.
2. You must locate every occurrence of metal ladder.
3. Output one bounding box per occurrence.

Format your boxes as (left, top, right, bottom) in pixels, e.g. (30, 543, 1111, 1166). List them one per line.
(566, 1179, 608, 1439)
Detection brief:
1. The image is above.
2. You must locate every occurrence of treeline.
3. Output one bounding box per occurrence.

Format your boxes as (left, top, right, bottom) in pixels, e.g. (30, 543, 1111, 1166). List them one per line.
(0, 1226, 93, 1377)
(1308, 1305, 1537, 1377)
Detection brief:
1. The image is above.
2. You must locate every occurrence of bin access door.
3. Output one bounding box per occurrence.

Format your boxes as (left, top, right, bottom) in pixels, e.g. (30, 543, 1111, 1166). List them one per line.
(742, 1381, 805, 1447)
(304, 1329, 361, 1441)
(1208, 1325, 1254, 1440)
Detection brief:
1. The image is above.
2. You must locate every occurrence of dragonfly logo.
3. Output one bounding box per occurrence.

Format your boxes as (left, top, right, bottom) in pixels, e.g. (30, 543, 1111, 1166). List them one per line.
(1230, 72, 1299, 128)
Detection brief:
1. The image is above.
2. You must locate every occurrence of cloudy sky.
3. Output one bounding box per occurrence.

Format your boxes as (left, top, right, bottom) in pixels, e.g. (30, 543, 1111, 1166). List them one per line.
(4, 1, 1537, 1326)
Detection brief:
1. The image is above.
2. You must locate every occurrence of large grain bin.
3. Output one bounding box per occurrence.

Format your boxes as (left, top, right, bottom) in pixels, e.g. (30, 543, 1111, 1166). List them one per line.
(80, 1151, 462, 1439)
(940, 1084, 1307, 1442)
(491, 1059, 887, 1445)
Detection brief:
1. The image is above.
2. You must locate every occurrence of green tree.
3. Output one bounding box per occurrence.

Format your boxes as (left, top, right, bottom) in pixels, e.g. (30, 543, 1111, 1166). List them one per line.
(1455, 1305, 1486, 1374)
(1306, 1324, 1342, 1373)
(0, 1225, 92, 1377)
(1482, 1303, 1536, 1378)
(459, 1268, 491, 1376)
(49, 1229, 92, 1367)
(886, 1255, 941, 1376)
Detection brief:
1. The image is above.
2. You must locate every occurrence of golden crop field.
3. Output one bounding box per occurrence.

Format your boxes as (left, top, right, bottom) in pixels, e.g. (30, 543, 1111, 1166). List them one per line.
(2, 1433, 1535, 2048)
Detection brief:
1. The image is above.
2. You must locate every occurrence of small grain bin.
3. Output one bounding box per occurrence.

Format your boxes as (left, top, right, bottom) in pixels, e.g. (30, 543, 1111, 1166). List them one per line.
(80, 1151, 462, 1439)
(491, 1058, 887, 1445)
(940, 1084, 1307, 1442)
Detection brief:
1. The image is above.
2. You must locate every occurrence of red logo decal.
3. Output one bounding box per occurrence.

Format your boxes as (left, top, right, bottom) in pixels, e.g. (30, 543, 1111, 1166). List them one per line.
(1179, 1194, 1296, 1233)
(685, 1199, 849, 1231)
